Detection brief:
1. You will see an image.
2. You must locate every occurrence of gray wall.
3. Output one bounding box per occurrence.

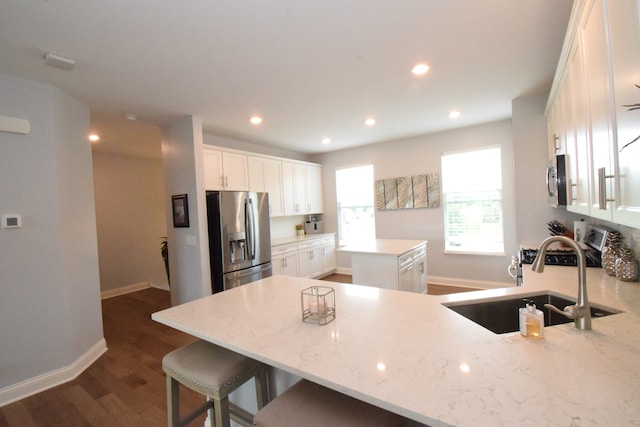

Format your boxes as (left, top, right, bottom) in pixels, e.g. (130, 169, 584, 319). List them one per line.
(92, 151, 168, 292)
(162, 116, 212, 305)
(0, 74, 104, 397)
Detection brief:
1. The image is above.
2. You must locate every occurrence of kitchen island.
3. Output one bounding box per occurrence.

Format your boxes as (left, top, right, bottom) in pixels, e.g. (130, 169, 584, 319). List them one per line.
(152, 270, 640, 427)
(338, 239, 427, 292)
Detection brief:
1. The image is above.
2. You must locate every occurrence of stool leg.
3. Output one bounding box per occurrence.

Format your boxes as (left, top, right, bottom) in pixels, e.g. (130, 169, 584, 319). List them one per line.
(166, 375, 180, 427)
(213, 396, 230, 427)
(254, 370, 269, 409)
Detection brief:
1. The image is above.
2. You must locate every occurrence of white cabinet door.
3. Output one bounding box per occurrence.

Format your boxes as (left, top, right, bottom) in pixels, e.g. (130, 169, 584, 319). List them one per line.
(298, 246, 322, 278)
(203, 149, 224, 190)
(398, 263, 414, 293)
(582, 0, 616, 220)
(567, 39, 592, 215)
(273, 252, 299, 277)
(608, 0, 640, 228)
(282, 161, 309, 215)
(272, 254, 285, 276)
(203, 149, 249, 191)
(222, 151, 249, 191)
(282, 161, 297, 215)
(321, 241, 336, 274)
(265, 159, 284, 217)
(248, 156, 266, 193)
(306, 164, 323, 214)
(413, 251, 427, 294)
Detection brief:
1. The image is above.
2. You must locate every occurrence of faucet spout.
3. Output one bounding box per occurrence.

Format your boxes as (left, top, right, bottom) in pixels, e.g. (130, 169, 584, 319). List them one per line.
(532, 236, 592, 330)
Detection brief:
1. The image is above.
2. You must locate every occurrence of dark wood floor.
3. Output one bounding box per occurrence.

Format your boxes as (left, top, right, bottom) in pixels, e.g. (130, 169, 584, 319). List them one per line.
(0, 288, 205, 427)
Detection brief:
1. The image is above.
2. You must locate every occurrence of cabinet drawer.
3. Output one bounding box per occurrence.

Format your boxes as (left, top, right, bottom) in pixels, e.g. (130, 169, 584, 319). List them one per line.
(298, 239, 322, 250)
(319, 236, 335, 246)
(272, 243, 298, 255)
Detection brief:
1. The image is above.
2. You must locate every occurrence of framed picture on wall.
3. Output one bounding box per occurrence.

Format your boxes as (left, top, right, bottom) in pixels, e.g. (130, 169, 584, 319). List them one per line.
(171, 194, 189, 228)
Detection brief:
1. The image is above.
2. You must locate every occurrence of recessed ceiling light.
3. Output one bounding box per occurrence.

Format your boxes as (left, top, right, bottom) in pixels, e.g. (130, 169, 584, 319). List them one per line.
(88, 134, 100, 142)
(448, 111, 461, 119)
(250, 116, 263, 125)
(411, 63, 429, 75)
(364, 118, 376, 126)
(322, 138, 331, 145)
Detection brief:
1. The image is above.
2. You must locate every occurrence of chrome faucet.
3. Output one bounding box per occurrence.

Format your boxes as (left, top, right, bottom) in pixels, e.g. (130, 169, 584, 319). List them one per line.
(532, 236, 592, 330)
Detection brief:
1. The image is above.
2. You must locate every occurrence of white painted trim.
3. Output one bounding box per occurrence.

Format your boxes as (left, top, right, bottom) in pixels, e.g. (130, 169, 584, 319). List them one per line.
(100, 281, 151, 300)
(335, 267, 352, 275)
(428, 275, 512, 290)
(0, 338, 107, 407)
(150, 281, 170, 291)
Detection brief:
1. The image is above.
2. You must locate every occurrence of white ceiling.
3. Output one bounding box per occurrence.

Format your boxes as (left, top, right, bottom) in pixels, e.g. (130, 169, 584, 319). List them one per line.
(0, 0, 573, 156)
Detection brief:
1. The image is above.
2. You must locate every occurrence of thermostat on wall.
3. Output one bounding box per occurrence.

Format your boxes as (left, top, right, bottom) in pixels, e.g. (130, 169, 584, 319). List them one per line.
(2, 214, 22, 229)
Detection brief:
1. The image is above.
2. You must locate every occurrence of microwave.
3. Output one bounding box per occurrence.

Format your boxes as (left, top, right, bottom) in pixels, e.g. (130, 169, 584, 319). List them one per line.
(546, 154, 568, 207)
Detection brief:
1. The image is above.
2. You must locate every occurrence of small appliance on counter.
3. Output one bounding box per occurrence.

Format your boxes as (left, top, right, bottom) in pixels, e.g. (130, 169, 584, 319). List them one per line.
(304, 215, 324, 234)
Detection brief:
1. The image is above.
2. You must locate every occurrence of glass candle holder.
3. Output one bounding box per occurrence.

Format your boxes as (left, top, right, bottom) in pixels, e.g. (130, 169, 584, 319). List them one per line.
(301, 286, 335, 325)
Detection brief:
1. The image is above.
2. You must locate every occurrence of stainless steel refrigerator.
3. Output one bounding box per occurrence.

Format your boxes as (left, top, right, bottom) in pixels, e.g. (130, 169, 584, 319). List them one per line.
(206, 191, 272, 293)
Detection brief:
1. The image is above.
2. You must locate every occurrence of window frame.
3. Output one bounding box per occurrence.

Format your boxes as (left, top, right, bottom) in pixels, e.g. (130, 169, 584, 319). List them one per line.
(441, 146, 505, 256)
(335, 164, 375, 247)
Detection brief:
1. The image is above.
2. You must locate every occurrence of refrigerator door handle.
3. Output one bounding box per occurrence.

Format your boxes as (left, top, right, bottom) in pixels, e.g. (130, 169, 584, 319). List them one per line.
(245, 198, 256, 260)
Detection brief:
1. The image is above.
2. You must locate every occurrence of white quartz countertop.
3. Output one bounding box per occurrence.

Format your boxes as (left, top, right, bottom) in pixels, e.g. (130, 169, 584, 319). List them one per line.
(271, 233, 335, 247)
(152, 269, 640, 427)
(337, 239, 427, 256)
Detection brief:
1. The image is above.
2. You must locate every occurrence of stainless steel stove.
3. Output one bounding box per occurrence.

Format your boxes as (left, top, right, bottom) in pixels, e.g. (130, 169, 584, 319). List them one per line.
(519, 248, 601, 268)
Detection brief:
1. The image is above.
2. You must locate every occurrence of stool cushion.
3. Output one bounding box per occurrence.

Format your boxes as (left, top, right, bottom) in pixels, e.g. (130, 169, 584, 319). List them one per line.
(253, 380, 408, 427)
(163, 340, 265, 399)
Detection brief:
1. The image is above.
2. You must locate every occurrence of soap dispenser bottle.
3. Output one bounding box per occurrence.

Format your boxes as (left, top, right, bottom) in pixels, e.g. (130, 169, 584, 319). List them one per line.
(519, 300, 544, 339)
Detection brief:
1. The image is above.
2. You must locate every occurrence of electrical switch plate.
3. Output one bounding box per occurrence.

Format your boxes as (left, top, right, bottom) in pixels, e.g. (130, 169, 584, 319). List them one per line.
(2, 214, 22, 229)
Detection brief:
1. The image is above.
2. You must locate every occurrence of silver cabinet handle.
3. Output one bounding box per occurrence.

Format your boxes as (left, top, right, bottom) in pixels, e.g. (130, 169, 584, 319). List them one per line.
(598, 167, 615, 210)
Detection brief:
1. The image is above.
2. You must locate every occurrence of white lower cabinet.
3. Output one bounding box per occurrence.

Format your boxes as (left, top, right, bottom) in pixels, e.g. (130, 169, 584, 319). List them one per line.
(398, 246, 427, 293)
(298, 240, 323, 279)
(272, 243, 299, 277)
(320, 236, 337, 274)
(272, 234, 336, 279)
(350, 243, 427, 293)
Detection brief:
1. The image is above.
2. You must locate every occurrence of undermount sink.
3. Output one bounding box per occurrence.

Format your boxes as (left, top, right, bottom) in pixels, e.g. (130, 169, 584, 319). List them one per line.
(443, 292, 621, 334)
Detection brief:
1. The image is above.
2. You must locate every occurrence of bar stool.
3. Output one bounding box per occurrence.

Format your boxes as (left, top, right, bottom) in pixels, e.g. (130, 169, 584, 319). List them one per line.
(253, 379, 408, 427)
(162, 340, 269, 427)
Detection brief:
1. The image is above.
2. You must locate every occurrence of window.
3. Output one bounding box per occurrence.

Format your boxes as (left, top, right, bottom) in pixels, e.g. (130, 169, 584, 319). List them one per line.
(336, 165, 375, 245)
(441, 147, 504, 254)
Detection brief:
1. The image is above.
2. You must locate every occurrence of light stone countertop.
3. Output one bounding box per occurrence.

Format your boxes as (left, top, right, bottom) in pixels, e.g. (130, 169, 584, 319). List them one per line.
(271, 232, 335, 247)
(337, 239, 427, 256)
(152, 269, 640, 427)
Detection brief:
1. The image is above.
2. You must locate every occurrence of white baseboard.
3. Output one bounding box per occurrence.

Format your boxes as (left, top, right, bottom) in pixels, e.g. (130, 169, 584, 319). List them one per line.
(428, 275, 512, 290)
(100, 281, 151, 300)
(150, 281, 170, 291)
(0, 338, 108, 407)
(335, 267, 352, 275)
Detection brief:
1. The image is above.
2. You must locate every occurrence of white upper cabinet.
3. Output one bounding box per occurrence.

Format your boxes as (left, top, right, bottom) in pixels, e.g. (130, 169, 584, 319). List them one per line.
(265, 159, 284, 217)
(567, 37, 591, 215)
(204, 146, 322, 218)
(203, 148, 249, 191)
(547, 0, 640, 227)
(607, 0, 640, 228)
(248, 156, 266, 193)
(282, 161, 323, 215)
(582, 0, 616, 220)
(306, 164, 324, 214)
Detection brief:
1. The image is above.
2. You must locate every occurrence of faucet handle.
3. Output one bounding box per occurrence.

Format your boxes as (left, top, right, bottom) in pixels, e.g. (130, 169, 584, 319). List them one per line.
(544, 303, 577, 319)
